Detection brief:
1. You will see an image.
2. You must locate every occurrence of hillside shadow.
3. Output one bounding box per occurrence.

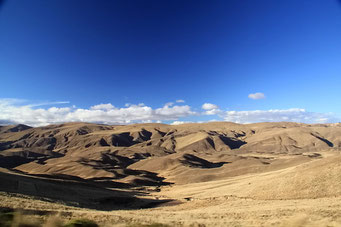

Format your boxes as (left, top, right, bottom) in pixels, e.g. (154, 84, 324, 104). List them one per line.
(0, 171, 174, 211)
(310, 133, 334, 147)
(0, 155, 32, 168)
(180, 154, 230, 168)
(0, 151, 64, 168)
(110, 130, 152, 147)
(77, 154, 172, 187)
(219, 135, 246, 149)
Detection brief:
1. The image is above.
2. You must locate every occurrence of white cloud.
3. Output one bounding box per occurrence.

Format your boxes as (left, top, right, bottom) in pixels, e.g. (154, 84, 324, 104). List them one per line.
(204, 108, 222, 115)
(0, 98, 27, 105)
(224, 108, 338, 124)
(1, 99, 338, 126)
(201, 103, 221, 115)
(248, 92, 265, 100)
(164, 102, 174, 107)
(0, 99, 70, 108)
(176, 99, 185, 103)
(170, 121, 192, 125)
(27, 101, 70, 108)
(90, 103, 115, 111)
(0, 99, 196, 127)
(202, 103, 219, 110)
(155, 105, 195, 118)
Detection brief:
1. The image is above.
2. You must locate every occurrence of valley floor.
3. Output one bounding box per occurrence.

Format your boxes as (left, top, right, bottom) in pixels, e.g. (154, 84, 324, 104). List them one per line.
(3, 158, 341, 227)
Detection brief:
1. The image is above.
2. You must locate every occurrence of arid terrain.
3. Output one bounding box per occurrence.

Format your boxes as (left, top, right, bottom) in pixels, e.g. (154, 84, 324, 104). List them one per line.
(1, 122, 341, 226)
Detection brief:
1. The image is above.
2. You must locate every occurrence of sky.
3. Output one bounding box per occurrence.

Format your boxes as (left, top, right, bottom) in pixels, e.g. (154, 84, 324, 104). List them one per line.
(0, 0, 341, 126)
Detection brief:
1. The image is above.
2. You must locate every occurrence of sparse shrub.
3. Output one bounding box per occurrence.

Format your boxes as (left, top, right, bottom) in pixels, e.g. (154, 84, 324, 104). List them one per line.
(63, 219, 98, 227)
(3, 211, 40, 227)
(0, 212, 100, 227)
(43, 216, 64, 227)
(144, 224, 170, 227)
(127, 223, 170, 227)
(0, 211, 14, 227)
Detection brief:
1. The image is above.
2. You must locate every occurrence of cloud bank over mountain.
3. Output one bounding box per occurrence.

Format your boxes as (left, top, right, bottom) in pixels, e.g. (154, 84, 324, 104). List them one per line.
(223, 108, 337, 124)
(0, 99, 196, 126)
(0, 99, 338, 126)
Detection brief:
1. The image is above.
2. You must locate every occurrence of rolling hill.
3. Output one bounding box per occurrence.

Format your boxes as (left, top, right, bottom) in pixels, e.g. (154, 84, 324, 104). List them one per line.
(1, 121, 341, 226)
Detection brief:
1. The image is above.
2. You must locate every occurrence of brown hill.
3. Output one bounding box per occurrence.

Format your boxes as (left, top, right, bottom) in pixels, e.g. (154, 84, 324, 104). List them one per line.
(1, 121, 341, 206)
(2, 122, 341, 226)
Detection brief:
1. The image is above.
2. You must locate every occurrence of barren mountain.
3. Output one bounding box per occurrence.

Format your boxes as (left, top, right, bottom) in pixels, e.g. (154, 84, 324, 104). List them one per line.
(1, 121, 341, 226)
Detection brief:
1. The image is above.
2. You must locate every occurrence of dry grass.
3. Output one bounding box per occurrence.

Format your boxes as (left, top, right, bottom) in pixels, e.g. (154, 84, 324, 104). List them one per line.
(2, 190, 341, 227)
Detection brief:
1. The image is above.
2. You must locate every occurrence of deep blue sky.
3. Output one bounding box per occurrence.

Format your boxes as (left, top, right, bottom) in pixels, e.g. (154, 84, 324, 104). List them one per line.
(0, 0, 341, 125)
